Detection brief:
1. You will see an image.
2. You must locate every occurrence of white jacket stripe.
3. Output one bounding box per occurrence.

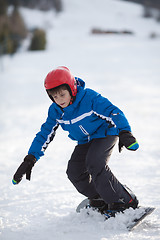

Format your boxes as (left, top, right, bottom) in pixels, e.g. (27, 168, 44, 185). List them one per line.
(71, 110, 93, 124)
(93, 111, 116, 126)
(41, 122, 59, 151)
(56, 110, 115, 126)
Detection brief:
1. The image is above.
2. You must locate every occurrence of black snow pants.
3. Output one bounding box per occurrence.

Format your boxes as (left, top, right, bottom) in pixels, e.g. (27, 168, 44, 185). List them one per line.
(66, 136, 130, 204)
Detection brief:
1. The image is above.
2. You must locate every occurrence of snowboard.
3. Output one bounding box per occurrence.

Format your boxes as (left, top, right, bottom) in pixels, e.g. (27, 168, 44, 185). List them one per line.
(76, 198, 155, 231)
(127, 207, 155, 230)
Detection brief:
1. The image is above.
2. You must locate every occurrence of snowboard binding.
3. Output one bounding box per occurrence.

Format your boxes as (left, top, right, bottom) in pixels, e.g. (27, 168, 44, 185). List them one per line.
(88, 185, 139, 216)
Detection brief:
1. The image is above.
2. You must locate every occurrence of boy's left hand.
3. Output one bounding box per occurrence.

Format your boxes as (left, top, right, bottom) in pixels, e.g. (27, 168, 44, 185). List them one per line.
(118, 130, 139, 153)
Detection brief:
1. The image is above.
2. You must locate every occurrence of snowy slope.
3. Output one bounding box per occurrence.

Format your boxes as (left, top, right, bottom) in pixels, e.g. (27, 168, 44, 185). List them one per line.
(0, 0, 160, 239)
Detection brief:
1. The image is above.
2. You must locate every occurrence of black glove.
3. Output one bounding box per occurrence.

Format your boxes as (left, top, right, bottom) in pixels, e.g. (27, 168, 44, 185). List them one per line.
(12, 154, 37, 185)
(118, 130, 139, 153)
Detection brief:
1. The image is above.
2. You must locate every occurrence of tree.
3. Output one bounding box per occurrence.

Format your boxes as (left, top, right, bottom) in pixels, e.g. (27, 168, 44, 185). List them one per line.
(0, 3, 27, 54)
(29, 28, 46, 51)
(0, 0, 8, 15)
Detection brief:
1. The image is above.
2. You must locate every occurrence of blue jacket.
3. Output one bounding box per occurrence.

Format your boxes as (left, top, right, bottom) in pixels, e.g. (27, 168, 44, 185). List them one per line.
(28, 78, 131, 160)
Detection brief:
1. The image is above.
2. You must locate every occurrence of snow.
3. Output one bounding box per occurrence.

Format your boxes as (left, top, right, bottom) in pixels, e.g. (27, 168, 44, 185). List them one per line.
(0, 0, 160, 239)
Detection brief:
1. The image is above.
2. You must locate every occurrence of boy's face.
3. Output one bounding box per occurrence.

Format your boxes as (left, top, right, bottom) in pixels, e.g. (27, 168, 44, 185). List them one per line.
(50, 89, 72, 108)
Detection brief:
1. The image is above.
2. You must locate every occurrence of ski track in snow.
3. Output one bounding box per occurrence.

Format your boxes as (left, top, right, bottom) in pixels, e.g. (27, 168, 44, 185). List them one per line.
(0, 0, 160, 239)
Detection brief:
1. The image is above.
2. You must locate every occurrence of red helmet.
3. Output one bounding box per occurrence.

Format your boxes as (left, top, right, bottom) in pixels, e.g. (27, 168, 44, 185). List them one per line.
(44, 66, 77, 96)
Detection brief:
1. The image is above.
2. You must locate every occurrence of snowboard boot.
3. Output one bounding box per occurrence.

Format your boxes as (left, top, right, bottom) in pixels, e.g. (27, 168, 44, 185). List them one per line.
(88, 195, 109, 213)
(88, 186, 138, 217)
(87, 198, 117, 219)
(101, 186, 139, 218)
(107, 185, 139, 212)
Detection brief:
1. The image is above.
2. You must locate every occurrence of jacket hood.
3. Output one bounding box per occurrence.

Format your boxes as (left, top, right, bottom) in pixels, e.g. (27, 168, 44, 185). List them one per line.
(75, 77, 85, 89)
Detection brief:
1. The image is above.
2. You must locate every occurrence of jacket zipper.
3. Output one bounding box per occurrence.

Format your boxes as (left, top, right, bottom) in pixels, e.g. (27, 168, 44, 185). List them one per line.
(79, 125, 90, 142)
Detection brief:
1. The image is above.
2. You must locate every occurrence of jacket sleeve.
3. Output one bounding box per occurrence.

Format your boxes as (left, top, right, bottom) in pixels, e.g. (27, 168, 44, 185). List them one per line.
(28, 106, 59, 160)
(90, 89, 131, 133)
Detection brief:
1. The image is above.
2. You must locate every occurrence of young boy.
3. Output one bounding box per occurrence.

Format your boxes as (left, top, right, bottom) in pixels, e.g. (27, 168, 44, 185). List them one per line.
(12, 66, 139, 213)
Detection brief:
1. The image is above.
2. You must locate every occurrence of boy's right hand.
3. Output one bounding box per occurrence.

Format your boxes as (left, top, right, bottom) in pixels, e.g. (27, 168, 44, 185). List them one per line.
(12, 154, 37, 185)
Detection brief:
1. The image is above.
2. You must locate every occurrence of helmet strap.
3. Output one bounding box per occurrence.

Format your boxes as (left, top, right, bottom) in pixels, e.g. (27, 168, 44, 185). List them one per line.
(69, 96, 76, 105)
